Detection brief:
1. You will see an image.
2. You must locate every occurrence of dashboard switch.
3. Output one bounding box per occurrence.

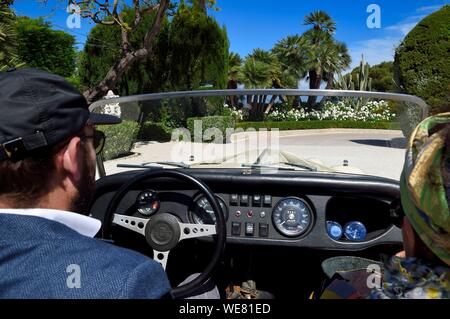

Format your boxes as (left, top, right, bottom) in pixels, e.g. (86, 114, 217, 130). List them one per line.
(231, 222, 241, 236)
(252, 195, 261, 206)
(230, 194, 238, 206)
(240, 195, 249, 206)
(259, 223, 269, 237)
(263, 195, 272, 206)
(245, 222, 254, 236)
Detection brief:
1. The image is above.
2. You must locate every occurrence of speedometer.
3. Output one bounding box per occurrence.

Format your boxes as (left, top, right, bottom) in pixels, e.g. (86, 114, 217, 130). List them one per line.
(272, 197, 313, 237)
(189, 195, 228, 225)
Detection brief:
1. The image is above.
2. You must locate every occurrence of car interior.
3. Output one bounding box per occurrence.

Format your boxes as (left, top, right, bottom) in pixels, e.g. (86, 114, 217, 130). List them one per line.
(86, 90, 426, 299)
(90, 166, 405, 298)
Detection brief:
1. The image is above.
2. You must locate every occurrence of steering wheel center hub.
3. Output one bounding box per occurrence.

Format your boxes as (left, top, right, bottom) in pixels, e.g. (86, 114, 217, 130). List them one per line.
(145, 214, 181, 251)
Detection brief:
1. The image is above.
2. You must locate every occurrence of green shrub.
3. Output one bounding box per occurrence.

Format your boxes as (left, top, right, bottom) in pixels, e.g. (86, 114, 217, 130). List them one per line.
(98, 121, 139, 161)
(187, 116, 235, 143)
(394, 5, 450, 115)
(138, 122, 172, 142)
(236, 120, 400, 131)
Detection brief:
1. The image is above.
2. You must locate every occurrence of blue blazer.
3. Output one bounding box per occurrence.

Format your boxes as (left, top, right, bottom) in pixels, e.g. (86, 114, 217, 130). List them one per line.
(0, 214, 171, 299)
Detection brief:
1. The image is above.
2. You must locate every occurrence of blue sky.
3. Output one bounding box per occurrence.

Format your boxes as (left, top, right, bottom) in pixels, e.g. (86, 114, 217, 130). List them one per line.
(12, 0, 448, 69)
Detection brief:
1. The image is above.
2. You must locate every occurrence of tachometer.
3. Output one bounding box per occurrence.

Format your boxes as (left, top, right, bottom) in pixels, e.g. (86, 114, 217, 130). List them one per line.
(136, 190, 160, 216)
(272, 197, 313, 237)
(190, 195, 228, 225)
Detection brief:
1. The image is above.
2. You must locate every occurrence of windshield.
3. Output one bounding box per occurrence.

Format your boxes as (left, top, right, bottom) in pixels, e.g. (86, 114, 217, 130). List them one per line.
(91, 90, 428, 180)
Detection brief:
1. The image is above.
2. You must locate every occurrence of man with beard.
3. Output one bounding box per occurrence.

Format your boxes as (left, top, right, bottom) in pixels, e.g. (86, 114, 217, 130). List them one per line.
(0, 68, 171, 298)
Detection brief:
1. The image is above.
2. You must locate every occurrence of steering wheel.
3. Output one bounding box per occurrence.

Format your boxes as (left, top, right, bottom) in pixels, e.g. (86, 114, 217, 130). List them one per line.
(101, 169, 226, 299)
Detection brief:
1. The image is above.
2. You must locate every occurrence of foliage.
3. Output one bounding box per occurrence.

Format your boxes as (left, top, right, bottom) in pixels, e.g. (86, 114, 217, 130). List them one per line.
(228, 52, 242, 76)
(272, 35, 308, 88)
(304, 11, 336, 35)
(337, 56, 372, 91)
(352, 61, 396, 92)
(63, 0, 171, 103)
(187, 116, 235, 142)
(138, 122, 172, 142)
(265, 100, 395, 122)
(239, 56, 272, 89)
(302, 12, 351, 107)
(335, 56, 373, 109)
(79, 10, 171, 95)
(221, 105, 245, 121)
(236, 120, 400, 131)
(169, 1, 229, 90)
(79, 2, 228, 100)
(98, 121, 139, 161)
(394, 5, 450, 114)
(397, 103, 424, 139)
(0, 3, 22, 71)
(15, 17, 77, 77)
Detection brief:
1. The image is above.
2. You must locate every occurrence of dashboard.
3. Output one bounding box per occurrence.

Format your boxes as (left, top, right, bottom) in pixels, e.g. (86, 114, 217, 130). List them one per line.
(90, 169, 404, 251)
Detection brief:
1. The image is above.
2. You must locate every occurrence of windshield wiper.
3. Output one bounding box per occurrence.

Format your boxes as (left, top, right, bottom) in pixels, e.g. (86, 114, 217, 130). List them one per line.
(242, 162, 317, 172)
(117, 161, 190, 169)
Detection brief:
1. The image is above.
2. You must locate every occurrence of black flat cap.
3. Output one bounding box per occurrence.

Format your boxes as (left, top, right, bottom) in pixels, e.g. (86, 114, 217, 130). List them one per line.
(0, 68, 121, 161)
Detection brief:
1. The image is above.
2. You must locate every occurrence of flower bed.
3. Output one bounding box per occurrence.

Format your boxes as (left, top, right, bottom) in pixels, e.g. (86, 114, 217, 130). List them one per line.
(265, 100, 395, 122)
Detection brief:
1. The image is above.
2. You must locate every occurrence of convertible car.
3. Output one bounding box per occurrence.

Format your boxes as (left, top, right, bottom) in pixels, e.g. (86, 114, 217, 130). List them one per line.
(88, 90, 428, 298)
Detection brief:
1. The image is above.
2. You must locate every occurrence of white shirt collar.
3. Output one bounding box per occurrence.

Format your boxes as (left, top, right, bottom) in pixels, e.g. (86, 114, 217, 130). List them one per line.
(0, 208, 102, 238)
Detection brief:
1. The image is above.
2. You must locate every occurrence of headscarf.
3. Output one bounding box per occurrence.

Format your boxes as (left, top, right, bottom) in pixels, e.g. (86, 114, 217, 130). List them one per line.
(400, 112, 450, 266)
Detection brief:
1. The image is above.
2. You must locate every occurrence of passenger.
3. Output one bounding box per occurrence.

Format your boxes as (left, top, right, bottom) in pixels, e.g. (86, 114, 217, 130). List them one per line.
(0, 68, 171, 298)
(370, 113, 450, 299)
(321, 113, 450, 299)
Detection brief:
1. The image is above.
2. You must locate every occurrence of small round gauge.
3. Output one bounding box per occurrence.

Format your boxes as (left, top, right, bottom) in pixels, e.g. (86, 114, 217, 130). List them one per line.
(327, 221, 343, 240)
(136, 190, 160, 216)
(272, 197, 313, 237)
(190, 196, 228, 225)
(344, 221, 367, 241)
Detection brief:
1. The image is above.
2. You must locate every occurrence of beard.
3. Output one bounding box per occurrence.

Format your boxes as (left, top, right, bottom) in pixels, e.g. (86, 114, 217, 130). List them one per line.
(70, 148, 96, 215)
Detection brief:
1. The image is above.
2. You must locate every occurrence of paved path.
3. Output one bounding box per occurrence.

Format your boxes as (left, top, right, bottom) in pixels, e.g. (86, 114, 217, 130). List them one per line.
(103, 129, 406, 180)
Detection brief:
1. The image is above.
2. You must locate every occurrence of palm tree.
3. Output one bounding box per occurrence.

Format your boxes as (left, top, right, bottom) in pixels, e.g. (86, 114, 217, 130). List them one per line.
(272, 35, 311, 108)
(272, 35, 308, 84)
(324, 42, 351, 89)
(227, 52, 242, 106)
(304, 10, 336, 35)
(238, 53, 274, 120)
(302, 11, 350, 108)
(0, 4, 22, 71)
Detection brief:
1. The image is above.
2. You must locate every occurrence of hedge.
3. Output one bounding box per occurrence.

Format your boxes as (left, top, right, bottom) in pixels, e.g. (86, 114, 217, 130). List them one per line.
(236, 120, 400, 131)
(187, 116, 235, 142)
(138, 122, 172, 142)
(98, 120, 139, 161)
(394, 5, 450, 114)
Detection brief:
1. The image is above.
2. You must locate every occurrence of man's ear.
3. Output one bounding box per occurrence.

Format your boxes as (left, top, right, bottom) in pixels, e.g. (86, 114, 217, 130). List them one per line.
(59, 137, 84, 182)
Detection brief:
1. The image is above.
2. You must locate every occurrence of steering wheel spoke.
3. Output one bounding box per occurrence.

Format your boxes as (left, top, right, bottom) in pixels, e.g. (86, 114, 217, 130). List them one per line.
(112, 214, 149, 236)
(103, 169, 226, 299)
(153, 250, 170, 270)
(179, 222, 217, 241)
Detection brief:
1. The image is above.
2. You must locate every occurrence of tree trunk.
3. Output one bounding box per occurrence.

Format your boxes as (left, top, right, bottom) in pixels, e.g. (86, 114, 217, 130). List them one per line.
(325, 71, 334, 89)
(307, 70, 322, 109)
(83, 0, 170, 104)
(227, 79, 238, 107)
